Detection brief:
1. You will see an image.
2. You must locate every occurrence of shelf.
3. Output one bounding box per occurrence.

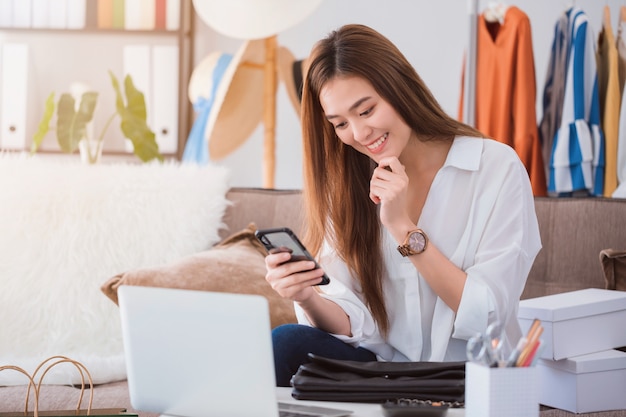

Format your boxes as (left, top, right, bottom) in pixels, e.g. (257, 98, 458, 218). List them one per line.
(0, 0, 194, 162)
(0, 27, 185, 35)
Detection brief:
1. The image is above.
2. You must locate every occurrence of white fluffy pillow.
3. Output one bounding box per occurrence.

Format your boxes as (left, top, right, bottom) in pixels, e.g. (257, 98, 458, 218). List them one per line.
(0, 153, 230, 385)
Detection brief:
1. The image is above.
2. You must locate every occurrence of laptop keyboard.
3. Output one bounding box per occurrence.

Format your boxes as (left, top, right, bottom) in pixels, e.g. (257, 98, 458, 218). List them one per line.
(278, 401, 353, 417)
(279, 412, 320, 417)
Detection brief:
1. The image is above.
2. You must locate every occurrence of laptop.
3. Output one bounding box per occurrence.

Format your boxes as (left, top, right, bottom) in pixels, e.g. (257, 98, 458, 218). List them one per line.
(117, 285, 352, 417)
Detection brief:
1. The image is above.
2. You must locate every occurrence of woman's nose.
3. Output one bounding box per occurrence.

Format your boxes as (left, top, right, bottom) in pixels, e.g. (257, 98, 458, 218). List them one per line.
(351, 120, 372, 144)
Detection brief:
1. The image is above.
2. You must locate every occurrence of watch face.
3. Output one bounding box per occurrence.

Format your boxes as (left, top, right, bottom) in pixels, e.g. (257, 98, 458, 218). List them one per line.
(409, 231, 426, 252)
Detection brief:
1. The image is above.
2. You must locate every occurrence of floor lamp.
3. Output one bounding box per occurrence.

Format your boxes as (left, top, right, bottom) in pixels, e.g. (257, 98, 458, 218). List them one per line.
(262, 35, 278, 188)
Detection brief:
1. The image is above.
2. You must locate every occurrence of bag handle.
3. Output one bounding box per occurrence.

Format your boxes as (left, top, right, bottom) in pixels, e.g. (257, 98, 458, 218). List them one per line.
(0, 366, 40, 417)
(0, 355, 94, 417)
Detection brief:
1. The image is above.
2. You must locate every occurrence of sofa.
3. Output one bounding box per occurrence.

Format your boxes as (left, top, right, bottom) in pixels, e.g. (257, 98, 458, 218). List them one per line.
(1, 157, 625, 416)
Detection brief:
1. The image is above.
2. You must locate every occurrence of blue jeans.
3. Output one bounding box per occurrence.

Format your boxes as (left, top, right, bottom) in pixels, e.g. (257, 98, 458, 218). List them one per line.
(272, 323, 377, 387)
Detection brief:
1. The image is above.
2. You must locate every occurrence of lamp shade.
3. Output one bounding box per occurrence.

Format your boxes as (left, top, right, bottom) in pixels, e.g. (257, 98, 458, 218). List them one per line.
(192, 0, 323, 40)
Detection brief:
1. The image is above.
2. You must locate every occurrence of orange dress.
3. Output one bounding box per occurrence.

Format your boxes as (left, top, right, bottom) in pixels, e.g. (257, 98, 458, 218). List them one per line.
(459, 6, 547, 196)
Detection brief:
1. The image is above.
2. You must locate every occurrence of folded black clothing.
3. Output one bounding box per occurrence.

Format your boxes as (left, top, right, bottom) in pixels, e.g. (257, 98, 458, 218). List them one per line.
(290, 354, 466, 403)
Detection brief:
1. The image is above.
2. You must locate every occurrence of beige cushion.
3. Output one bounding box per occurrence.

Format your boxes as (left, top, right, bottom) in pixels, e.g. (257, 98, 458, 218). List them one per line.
(101, 224, 296, 328)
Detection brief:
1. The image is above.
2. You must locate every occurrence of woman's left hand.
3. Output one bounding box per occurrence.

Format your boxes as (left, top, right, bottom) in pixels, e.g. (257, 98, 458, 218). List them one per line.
(369, 156, 409, 228)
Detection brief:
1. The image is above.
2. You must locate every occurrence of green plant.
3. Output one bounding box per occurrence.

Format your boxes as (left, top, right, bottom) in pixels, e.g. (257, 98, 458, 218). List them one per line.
(31, 71, 163, 164)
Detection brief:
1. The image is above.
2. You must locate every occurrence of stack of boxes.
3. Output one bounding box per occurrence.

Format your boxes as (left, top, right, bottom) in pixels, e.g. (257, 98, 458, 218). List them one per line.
(518, 288, 626, 413)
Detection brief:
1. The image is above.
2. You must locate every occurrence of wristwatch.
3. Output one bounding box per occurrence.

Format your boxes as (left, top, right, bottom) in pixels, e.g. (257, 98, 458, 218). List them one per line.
(397, 229, 428, 257)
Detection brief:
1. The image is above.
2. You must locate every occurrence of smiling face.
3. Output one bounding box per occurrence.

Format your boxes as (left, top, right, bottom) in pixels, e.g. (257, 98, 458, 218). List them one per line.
(319, 75, 414, 163)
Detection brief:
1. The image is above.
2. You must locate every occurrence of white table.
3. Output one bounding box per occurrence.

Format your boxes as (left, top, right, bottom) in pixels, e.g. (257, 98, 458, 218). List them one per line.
(276, 387, 466, 416)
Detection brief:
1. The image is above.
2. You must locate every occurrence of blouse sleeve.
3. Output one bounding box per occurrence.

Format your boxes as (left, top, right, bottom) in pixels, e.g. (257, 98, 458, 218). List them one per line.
(451, 145, 542, 349)
(294, 241, 381, 346)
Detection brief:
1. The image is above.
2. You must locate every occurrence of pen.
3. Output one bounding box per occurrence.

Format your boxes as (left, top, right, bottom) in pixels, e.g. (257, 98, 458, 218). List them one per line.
(505, 337, 527, 367)
(528, 340, 545, 367)
(517, 320, 543, 367)
(520, 338, 541, 367)
(525, 319, 541, 341)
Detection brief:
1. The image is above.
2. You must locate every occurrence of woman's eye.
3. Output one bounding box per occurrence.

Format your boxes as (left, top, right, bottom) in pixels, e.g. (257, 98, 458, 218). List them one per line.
(335, 121, 347, 129)
(359, 107, 373, 117)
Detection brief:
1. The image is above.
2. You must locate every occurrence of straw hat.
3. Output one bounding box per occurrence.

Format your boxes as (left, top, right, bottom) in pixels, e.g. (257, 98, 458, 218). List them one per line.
(277, 46, 309, 116)
(192, 0, 323, 40)
(187, 39, 266, 160)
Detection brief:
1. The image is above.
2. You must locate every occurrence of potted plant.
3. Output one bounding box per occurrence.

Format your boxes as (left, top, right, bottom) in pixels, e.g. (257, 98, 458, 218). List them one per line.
(31, 70, 163, 164)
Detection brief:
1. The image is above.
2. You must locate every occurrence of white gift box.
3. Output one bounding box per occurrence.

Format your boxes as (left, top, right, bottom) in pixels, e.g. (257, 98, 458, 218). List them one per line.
(465, 362, 539, 417)
(518, 288, 626, 360)
(537, 349, 626, 413)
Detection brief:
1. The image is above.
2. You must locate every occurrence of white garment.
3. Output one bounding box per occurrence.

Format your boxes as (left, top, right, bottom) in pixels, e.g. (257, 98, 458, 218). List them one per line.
(295, 136, 542, 363)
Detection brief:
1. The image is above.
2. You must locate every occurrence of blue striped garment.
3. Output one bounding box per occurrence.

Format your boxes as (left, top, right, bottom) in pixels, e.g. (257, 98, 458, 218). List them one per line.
(549, 7, 606, 195)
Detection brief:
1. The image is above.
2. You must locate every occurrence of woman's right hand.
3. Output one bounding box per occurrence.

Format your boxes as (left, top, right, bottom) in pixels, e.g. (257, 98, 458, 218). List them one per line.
(264, 251, 325, 302)
(266, 251, 353, 336)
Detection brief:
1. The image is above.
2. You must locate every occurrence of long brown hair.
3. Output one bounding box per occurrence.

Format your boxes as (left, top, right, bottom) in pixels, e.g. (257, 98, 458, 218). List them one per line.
(301, 24, 483, 335)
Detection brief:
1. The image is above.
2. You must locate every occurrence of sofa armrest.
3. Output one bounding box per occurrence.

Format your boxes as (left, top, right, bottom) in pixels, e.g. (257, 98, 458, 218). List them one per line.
(524, 197, 626, 299)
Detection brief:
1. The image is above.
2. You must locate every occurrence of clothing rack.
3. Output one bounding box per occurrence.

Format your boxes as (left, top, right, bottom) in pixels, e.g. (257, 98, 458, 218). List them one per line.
(464, 0, 478, 127)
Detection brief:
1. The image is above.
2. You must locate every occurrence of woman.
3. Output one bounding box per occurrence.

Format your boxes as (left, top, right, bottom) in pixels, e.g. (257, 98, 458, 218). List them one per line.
(264, 24, 541, 387)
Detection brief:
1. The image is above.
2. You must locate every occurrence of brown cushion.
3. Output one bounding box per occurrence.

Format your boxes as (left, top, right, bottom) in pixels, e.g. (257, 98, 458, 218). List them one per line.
(101, 223, 296, 328)
(600, 249, 626, 291)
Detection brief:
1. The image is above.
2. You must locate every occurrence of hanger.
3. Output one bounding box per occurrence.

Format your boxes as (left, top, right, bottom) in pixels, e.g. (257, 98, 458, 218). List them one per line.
(604, 4, 612, 29)
(483, 1, 508, 24)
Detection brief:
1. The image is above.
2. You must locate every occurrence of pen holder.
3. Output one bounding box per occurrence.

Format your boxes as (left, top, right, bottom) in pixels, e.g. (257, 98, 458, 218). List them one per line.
(465, 361, 539, 417)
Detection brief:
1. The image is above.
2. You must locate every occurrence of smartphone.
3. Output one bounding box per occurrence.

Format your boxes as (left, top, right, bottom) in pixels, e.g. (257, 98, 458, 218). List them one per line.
(255, 227, 330, 285)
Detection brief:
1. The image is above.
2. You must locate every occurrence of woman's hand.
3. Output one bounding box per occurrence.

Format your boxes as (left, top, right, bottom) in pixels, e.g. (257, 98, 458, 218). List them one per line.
(369, 156, 410, 228)
(264, 250, 326, 302)
(265, 251, 352, 335)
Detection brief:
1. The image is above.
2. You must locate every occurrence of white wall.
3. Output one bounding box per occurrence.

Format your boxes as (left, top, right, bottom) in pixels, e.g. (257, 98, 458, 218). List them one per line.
(192, 0, 622, 190)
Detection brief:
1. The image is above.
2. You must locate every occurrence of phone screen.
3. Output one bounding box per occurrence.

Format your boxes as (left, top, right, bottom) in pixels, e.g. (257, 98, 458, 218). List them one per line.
(255, 227, 330, 285)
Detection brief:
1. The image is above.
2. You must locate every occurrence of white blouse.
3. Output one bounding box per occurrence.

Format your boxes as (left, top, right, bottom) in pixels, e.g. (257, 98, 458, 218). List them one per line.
(295, 136, 542, 362)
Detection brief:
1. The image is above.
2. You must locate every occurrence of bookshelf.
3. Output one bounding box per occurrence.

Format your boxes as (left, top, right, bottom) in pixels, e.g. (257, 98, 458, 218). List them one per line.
(0, 0, 194, 161)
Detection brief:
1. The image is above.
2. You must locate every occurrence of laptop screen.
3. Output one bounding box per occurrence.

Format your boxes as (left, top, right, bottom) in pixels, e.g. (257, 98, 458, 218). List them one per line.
(118, 286, 279, 417)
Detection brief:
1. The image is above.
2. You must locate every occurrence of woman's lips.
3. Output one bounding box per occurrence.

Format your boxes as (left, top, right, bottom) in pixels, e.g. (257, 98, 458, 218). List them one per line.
(367, 133, 388, 151)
